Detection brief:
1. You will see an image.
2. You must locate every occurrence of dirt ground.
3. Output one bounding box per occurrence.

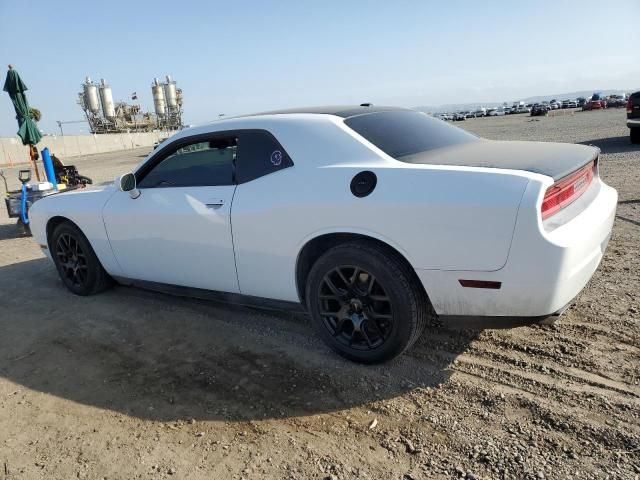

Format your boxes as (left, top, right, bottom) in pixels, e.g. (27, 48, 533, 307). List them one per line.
(0, 108, 638, 480)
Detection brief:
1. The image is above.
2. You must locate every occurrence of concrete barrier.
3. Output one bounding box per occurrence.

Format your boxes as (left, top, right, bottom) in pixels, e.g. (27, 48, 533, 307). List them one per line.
(0, 131, 174, 166)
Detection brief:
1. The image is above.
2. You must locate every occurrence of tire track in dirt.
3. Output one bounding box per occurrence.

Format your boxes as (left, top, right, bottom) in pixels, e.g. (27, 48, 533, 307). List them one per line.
(464, 346, 639, 397)
(454, 354, 640, 409)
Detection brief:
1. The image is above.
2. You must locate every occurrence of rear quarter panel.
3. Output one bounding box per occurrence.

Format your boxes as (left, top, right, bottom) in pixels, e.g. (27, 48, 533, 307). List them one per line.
(231, 161, 530, 302)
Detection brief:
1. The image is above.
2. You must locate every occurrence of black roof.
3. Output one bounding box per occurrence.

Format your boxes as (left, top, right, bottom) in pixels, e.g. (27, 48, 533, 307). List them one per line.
(242, 105, 412, 119)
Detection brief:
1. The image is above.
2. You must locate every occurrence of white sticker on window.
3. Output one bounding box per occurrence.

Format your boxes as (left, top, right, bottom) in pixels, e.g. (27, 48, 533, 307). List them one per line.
(270, 150, 283, 166)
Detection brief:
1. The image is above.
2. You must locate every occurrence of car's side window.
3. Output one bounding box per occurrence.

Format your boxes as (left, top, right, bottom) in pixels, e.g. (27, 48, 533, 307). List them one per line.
(236, 131, 293, 184)
(138, 137, 237, 188)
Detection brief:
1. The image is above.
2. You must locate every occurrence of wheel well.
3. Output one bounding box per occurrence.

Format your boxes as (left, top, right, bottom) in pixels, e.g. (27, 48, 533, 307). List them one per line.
(295, 233, 427, 305)
(45, 216, 75, 248)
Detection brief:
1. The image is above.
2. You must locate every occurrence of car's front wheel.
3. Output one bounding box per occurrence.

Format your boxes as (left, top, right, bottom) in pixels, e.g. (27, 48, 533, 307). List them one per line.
(631, 128, 640, 144)
(306, 241, 431, 363)
(50, 221, 113, 296)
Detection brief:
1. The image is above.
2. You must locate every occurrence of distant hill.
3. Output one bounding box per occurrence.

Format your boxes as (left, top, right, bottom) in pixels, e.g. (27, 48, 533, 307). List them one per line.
(417, 88, 639, 113)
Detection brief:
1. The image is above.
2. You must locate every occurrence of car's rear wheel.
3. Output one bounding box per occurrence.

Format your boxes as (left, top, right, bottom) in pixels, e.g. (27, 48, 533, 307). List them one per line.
(631, 128, 640, 144)
(50, 221, 113, 296)
(306, 241, 431, 363)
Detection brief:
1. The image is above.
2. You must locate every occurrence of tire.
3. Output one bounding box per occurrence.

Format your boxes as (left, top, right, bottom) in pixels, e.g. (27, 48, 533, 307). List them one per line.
(305, 241, 432, 364)
(50, 221, 113, 295)
(631, 128, 640, 144)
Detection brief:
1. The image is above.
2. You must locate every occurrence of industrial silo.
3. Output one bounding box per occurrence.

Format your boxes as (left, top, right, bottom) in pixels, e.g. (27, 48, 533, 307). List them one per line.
(164, 75, 178, 111)
(82, 77, 100, 114)
(152, 78, 166, 117)
(98, 78, 116, 120)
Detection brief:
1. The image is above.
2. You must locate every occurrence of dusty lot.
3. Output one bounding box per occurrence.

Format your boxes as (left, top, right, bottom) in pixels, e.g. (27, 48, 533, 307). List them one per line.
(0, 108, 638, 480)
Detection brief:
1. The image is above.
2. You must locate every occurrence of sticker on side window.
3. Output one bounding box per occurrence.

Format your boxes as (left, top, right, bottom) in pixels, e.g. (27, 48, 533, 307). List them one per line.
(270, 150, 283, 166)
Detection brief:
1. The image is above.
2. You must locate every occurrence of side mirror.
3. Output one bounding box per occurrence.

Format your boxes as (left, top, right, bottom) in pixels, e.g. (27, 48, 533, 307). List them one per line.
(119, 173, 141, 199)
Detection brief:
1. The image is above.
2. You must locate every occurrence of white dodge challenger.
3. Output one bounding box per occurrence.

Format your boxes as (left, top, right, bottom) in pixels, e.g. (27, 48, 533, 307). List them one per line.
(29, 106, 618, 363)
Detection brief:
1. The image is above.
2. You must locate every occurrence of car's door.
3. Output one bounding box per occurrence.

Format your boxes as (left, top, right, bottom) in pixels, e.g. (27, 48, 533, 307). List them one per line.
(230, 130, 296, 300)
(102, 133, 240, 293)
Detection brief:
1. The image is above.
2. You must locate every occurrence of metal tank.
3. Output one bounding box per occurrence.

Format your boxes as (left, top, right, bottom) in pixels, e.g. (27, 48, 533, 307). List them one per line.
(99, 78, 116, 119)
(152, 78, 166, 116)
(83, 77, 101, 114)
(163, 75, 178, 110)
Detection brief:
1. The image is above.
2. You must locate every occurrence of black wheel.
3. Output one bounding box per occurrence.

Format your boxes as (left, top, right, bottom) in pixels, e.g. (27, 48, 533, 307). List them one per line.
(631, 128, 640, 144)
(50, 222, 112, 296)
(306, 241, 432, 363)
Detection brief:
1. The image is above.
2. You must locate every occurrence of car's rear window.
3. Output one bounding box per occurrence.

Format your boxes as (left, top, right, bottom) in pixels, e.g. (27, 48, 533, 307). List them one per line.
(344, 110, 478, 159)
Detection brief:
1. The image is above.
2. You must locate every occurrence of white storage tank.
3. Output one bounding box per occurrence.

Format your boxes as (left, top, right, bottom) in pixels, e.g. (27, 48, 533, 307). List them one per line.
(99, 78, 116, 119)
(164, 74, 178, 109)
(152, 78, 166, 116)
(83, 77, 100, 114)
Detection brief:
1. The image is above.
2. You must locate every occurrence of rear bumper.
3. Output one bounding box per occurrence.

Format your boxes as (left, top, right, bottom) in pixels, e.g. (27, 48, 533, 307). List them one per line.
(627, 119, 640, 128)
(417, 178, 617, 318)
(439, 302, 570, 328)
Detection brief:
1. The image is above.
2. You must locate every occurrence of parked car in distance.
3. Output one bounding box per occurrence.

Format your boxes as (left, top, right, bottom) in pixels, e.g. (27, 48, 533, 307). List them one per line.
(474, 109, 486, 118)
(627, 91, 640, 143)
(453, 112, 466, 121)
(487, 108, 506, 116)
(28, 105, 618, 363)
(583, 93, 606, 110)
(567, 101, 578, 108)
(549, 100, 560, 110)
(577, 97, 586, 107)
(607, 95, 626, 108)
(530, 104, 549, 116)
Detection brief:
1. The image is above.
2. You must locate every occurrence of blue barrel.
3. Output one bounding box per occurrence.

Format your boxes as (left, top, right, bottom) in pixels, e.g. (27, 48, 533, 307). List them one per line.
(41, 147, 58, 191)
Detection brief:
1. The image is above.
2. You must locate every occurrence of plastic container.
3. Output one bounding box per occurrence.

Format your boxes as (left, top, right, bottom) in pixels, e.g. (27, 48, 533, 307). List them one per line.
(31, 182, 54, 191)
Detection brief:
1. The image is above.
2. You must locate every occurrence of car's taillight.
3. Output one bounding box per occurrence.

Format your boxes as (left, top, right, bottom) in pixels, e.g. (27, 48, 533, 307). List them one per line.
(541, 161, 596, 220)
(627, 98, 633, 114)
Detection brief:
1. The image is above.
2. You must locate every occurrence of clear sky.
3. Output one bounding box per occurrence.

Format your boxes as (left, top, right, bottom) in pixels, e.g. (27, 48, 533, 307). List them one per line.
(1, 0, 639, 136)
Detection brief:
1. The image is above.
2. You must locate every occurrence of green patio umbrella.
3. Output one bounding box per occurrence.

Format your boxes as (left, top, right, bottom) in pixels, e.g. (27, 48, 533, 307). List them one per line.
(3, 65, 42, 145)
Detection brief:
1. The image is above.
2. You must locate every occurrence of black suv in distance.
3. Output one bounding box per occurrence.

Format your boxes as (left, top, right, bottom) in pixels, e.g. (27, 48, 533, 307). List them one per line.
(628, 92, 640, 144)
(530, 104, 549, 116)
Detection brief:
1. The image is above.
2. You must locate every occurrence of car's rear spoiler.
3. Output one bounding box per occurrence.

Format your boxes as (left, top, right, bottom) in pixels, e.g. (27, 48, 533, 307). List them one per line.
(400, 140, 599, 181)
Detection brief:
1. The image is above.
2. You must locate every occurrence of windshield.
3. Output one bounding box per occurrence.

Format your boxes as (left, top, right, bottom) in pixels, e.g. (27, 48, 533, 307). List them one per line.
(344, 110, 478, 159)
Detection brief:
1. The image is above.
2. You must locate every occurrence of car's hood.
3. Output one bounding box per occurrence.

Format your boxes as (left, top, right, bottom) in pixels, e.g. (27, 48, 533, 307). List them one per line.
(400, 139, 599, 181)
(50, 181, 116, 198)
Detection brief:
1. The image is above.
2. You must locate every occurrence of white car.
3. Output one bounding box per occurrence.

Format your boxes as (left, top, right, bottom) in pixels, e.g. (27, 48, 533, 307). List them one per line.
(29, 106, 618, 363)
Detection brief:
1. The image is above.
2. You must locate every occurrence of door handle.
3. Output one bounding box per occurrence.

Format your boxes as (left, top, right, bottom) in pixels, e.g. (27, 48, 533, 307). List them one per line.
(206, 199, 225, 209)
